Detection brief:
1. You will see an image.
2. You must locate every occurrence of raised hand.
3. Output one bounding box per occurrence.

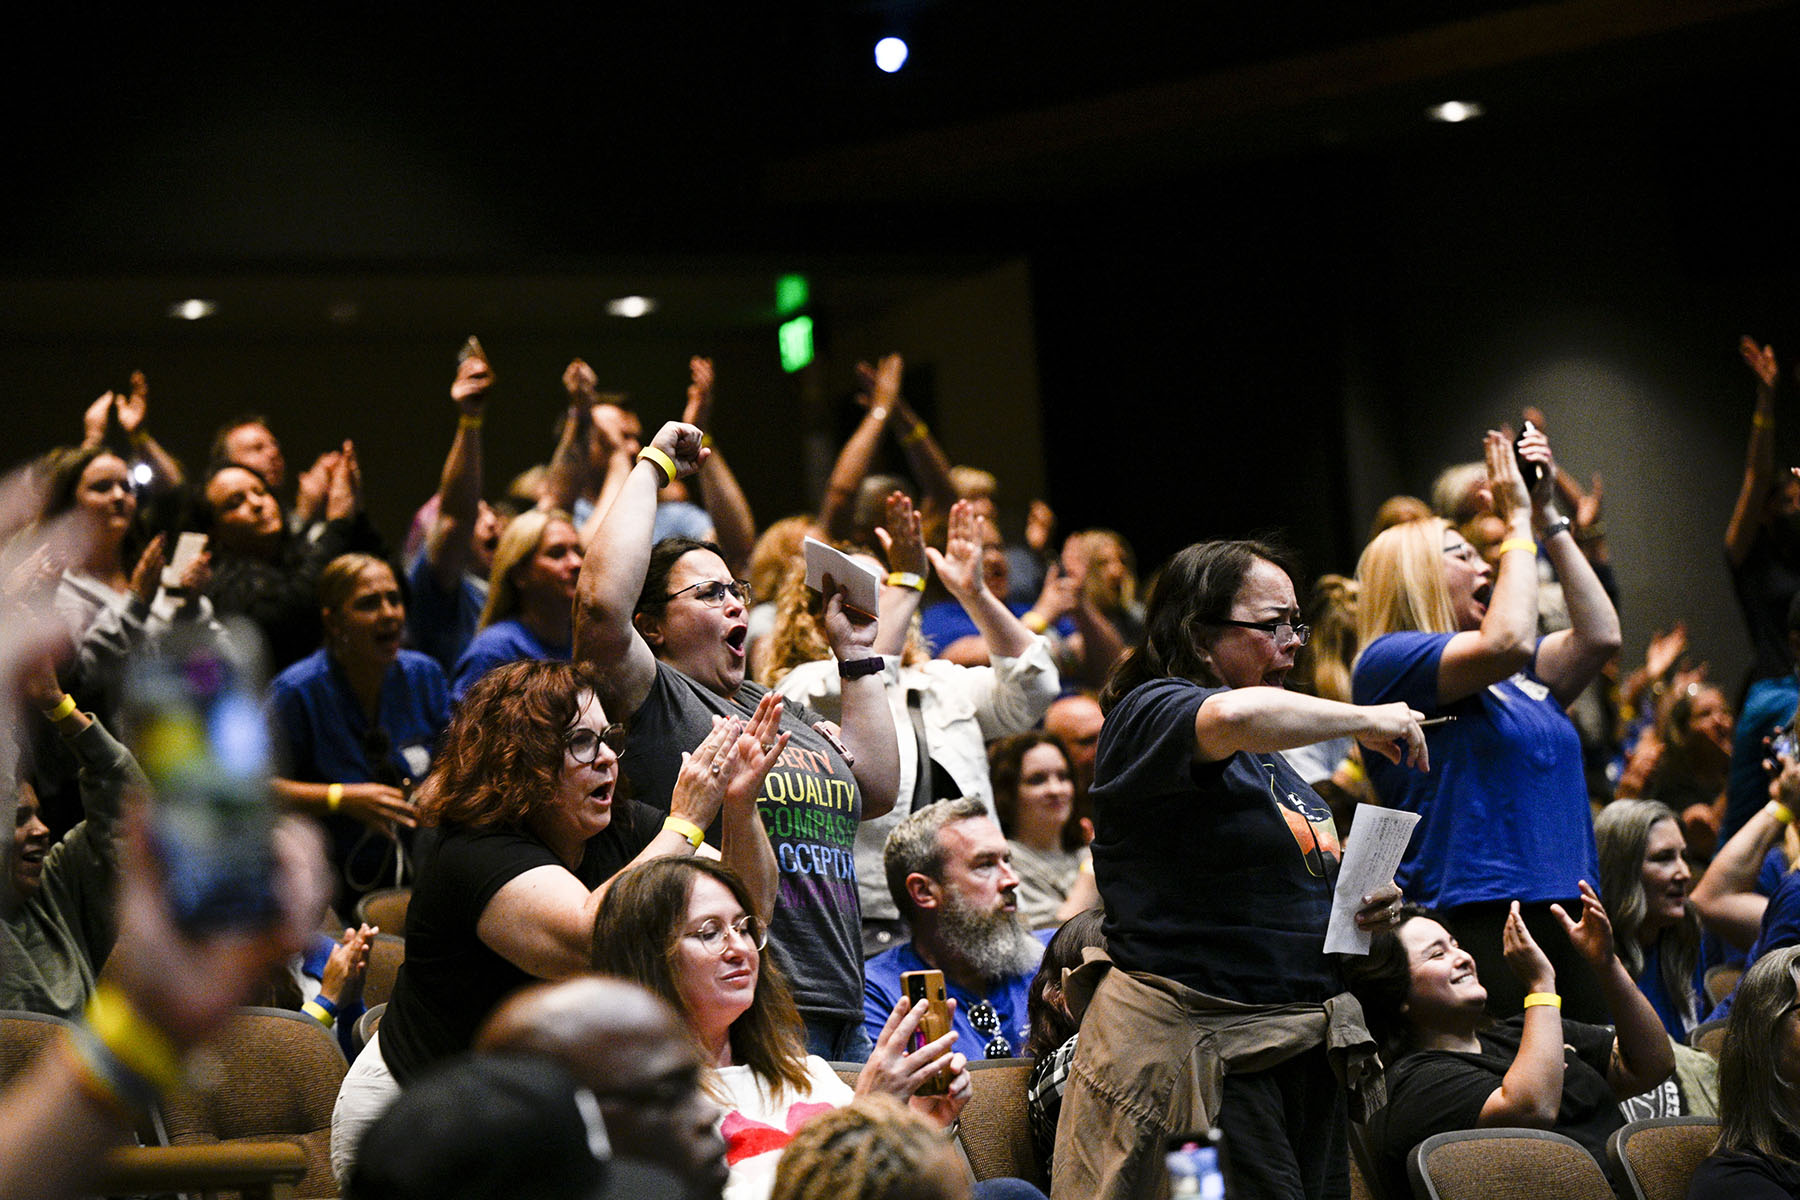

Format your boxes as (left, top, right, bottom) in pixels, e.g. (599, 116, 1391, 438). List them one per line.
(924, 499, 988, 602)
(1550, 880, 1615, 968)
(325, 441, 359, 521)
(682, 356, 715, 429)
(1024, 499, 1056, 554)
(1644, 623, 1687, 682)
(874, 490, 928, 579)
(114, 371, 150, 435)
(563, 358, 599, 406)
(1500, 900, 1556, 993)
(294, 450, 339, 526)
(452, 354, 494, 414)
(820, 572, 878, 661)
(647, 420, 709, 478)
(128, 533, 168, 607)
(857, 995, 961, 1110)
(1483, 429, 1531, 523)
(1742, 336, 1779, 392)
(1515, 423, 1557, 511)
(669, 715, 745, 832)
(722, 693, 790, 816)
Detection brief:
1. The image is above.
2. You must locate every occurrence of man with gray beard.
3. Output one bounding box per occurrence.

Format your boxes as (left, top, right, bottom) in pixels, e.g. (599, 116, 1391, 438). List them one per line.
(862, 798, 1049, 1058)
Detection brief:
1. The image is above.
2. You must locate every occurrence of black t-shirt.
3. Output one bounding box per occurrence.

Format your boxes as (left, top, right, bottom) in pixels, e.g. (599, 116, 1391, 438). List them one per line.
(378, 800, 658, 1084)
(1368, 1015, 1620, 1200)
(1088, 678, 1342, 1003)
(1690, 1150, 1800, 1200)
(620, 662, 864, 1020)
(1732, 532, 1800, 687)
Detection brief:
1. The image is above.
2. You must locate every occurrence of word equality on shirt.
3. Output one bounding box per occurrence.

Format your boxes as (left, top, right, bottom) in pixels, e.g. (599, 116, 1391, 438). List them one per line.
(759, 768, 856, 813)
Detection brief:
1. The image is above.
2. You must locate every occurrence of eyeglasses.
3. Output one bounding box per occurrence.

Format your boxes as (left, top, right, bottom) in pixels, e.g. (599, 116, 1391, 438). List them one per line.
(665, 579, 753, 608)
(1213, 618, 1310, 646)
(567, 723, 628, 765)
(685, 914, 768, 956)
(1442, 543, 1483, 565)
(968, 1000, 1014, 1059)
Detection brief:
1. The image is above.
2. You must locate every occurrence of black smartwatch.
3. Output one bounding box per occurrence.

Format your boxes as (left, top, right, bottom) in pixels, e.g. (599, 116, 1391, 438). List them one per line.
(838, 656, 884, 680)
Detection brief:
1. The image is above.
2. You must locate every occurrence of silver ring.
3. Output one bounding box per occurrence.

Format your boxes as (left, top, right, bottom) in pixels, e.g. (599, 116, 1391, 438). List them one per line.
(709, 764, 722, 776)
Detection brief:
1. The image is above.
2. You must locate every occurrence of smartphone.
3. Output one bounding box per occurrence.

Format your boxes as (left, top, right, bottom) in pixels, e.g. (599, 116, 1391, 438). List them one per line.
(900, 968, 954, 1096)
(1514, 419, 1545, 490)
(1772, 723, 1798, 766)
(120, 621, 278, 933)
(1165, 1129, 1228, 1200)
(160, 531, 209, 591)
(457, 335, 488, 365)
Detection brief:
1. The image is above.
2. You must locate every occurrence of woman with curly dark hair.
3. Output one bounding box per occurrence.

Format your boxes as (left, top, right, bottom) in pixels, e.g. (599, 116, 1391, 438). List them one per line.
(329, 659, 785, 1185)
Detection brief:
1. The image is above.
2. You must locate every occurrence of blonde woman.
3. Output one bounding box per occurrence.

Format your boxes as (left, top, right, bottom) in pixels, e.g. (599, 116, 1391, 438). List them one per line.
(448, 509, 582, 702)
(1352, 427, 1620, 1020)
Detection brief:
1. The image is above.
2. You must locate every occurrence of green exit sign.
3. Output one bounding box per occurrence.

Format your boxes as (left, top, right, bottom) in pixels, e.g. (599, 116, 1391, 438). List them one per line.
(779, 315, 814, 373)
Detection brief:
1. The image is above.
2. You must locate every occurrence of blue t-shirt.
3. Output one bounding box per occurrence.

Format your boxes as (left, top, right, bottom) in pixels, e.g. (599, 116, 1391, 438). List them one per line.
(1352, 631, 1598, 909)
(1089, 677, 1342, 1003)
(449, 618, 570, 704)
(1636, 938, 1708, 1038)
(1726, 674, 1799, 843)
(1710, 864, 1800, 1021)
(405, 551, 487, 679)
(919, 600, 1072, 658)
(861, 931, 1050, 1058)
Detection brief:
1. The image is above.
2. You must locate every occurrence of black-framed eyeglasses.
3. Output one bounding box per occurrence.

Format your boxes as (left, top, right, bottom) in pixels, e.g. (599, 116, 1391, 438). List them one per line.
(968, 999, 1014, 1059)
(685, 914, 769, 956)
(665, 579, 753, 608)
(1212, 618, 1310, 646)
(567, 723, 628, 765)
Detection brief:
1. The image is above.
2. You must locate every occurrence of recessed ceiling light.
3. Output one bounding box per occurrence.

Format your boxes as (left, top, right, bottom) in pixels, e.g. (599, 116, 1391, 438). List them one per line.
(168, 298, 217, 320)
(606, 296, 656, 319)
(875, 37, 909, 73)
(1427, 101, 1484, 124)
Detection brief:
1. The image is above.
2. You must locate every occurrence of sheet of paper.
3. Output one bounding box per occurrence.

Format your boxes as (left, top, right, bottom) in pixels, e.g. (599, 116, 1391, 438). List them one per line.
(1324, 806, 1422, 955)
(802, 537, 882, 621)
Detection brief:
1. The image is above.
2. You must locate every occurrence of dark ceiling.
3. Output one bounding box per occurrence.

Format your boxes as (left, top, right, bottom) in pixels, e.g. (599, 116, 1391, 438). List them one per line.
(5, 0, 1794, 273)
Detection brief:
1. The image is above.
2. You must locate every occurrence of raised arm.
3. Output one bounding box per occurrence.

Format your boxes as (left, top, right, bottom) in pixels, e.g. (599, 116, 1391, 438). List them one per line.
(1527, 430, 1622, 705)
(423, 349, 493, 591)
(818, 354, 902, 541)
(1194, 686, 1428, 772)
(928, 500, 1039, 662)
(112, 372, 185, 490)
(1552, 882, 1675, 1098)
(878, 382, 956, 514)
(1435, 430, 1549, 704)
(1692, 760, 1797, 948)
(573, 421, 708, 719)
(541, 360, 598, 517)
(682, 357, 757, 576)
(873, 490, 928, 658)
(1477, 903, 1571, 1127)
(819, 576, 901, 820)
(1727, 337, 1781, 567)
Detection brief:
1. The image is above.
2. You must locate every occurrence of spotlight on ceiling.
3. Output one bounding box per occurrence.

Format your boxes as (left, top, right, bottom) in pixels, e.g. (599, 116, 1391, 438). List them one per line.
(1427, 100, 1484, 124)
(168, 298, 217, 321)
(875, 37, 908, 73)
(605, 296, 656, 319)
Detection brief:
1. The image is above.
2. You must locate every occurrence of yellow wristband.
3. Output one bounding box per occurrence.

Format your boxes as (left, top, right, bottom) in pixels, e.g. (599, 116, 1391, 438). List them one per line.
(663, 815, 706, 848)
(1522, 992, 1562, 1011)
(637, 446, 677, 487)
(42, 693, 77, 723)
(1756, 413, 1775, 431)
(86, 983, 184, 1094)
(1496, 539, 1537, 558)
(457, 413, 484, 432)
(1340, 756, 1366, 784)
(886, 571, 926, 592)
(1022, 612, 1049, 634)
(327, 783, 344, 814)
(902, 421, 929, 446)
(1771, 801, 1796, 826)
(302, 1000, 337, 1028)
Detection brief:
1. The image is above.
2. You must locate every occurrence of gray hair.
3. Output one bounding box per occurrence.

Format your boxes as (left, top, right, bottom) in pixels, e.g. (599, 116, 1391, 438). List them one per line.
(883, 798, 989, 919)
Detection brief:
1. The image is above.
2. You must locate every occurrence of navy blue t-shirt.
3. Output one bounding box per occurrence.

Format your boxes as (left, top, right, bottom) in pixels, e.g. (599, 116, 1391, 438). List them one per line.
(1089, 677, 1341, 1003)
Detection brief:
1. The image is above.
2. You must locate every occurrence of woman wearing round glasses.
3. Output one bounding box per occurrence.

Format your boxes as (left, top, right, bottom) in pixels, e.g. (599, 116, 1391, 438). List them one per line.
(1056, 539, 1429, 1200)
(1353, 427, 1621, 1021)
(593, 856, 972, 1200)
(578, 419, 900, 1062)
(330, 658, 788, 1184)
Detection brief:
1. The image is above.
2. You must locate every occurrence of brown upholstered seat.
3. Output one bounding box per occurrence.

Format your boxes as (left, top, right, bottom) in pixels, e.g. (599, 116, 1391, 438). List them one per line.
(1408, 1128, 1615, 1200)
(360, 932, 405, 1009)
(1688, 1017, 1728, 1059)
(354, 887, 411, 937)
(160, 1006, 348, 1200)
(1607, 1116, 1719, 1200)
